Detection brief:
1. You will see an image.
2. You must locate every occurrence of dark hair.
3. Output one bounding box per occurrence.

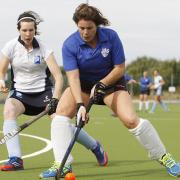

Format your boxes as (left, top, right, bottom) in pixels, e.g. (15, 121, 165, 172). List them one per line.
(17, 11, 43, 35)
(73, 3, 110, 26)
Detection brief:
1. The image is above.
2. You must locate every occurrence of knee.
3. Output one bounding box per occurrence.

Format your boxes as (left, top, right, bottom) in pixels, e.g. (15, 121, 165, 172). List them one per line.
(4, 105, 17, 119)
(128, 118, 151, 136)
(122, 115, 139, 129)
(56, 103, 76, 118)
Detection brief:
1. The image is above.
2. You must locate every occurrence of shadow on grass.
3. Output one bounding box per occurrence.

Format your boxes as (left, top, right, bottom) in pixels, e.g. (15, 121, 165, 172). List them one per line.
(72, 159, 165, 179)
(76, 168, 164, 179)
(74, 159, 150, 166)
(22, 159, 166, 179)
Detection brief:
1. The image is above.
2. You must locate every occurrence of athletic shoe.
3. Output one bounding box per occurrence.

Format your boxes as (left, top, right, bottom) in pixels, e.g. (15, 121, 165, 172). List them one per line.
(0, 156, 24, 171)
(92, 142, 108, 166)
(39, 161, 72, 179)
(159, 153, 180, 177)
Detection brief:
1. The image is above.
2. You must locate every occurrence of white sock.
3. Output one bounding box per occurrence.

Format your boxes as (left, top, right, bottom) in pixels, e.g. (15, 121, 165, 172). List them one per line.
(3, 120, 22, 158)
(145, 101, 149, 110)
(128, 118, 166, 160)
(51, 115, 73, 165)
(139, 101, 143, 111)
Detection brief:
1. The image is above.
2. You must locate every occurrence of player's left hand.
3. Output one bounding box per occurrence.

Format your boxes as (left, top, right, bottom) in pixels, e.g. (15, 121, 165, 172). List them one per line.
(0, 80, 9, 93)
(47, 98, 59, 115)
(90, 82, 107, 104)
(130, 79, 137, 84)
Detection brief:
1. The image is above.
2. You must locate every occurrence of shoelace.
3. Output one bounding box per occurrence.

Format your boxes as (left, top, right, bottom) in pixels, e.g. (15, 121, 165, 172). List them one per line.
(6, 158, 22, 167)
(8, 158, 15, 164)
(8, 158, 17, 164)
(48, 161, 60, 172)
(160, 154, 176, 168)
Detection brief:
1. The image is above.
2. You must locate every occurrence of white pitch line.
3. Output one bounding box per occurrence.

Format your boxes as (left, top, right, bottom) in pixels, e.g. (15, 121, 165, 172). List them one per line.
(0, 132, 52, 163)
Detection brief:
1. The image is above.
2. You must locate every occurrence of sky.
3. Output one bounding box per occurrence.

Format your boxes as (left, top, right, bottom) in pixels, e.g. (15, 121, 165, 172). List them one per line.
(0, 0, 180, 65)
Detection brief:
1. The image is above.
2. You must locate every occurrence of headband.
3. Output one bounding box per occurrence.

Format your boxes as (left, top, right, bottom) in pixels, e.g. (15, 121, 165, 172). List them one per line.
(17, 17, 36, 24)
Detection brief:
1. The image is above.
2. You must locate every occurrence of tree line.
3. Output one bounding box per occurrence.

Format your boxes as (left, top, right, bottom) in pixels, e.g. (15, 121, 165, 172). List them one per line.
(6, 56, 180, 94)
(126, 56, 180, 88)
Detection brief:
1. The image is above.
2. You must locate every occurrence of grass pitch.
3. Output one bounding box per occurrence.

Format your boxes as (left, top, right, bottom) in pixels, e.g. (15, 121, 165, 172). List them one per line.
(0, 103, 180, 180)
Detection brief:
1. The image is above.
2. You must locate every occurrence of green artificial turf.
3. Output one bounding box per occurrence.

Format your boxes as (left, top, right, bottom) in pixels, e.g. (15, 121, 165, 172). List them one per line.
(0, 103, 179, 180)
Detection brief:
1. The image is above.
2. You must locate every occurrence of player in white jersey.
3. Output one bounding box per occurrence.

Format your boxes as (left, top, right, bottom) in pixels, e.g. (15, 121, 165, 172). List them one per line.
(0, 10, 62, 171)
(0, 11, 107, 173)
(150, 70, 168, 113)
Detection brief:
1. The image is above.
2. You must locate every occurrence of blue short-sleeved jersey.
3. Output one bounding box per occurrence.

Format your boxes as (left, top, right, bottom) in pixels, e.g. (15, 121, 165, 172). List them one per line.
(124, 73, 133, 82)
(140, 76, 152, 91)
(62, 27, 125, 83)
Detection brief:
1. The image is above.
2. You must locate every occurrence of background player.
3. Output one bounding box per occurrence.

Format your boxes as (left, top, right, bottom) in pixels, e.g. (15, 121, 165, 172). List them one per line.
(138, 71, 152, 111)
(150, 70, 168, 113)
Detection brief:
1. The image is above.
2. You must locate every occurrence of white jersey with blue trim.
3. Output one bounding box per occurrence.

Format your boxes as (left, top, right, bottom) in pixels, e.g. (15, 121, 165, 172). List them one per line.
(154, 75, 163, 89)
(153, 75, 163, 95)
(1, 37, 53, 93)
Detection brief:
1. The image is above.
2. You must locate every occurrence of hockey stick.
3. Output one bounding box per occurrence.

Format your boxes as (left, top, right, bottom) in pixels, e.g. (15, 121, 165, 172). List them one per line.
(0, 108, 49, 145)
(55, 98, 94, 180)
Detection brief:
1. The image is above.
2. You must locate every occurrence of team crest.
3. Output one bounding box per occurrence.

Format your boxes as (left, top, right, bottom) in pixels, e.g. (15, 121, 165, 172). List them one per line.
(101, 48, 109, 57)
(16, 92, 22, 98)
(43, 95, 50, 103)
(34, 55, 41, 64)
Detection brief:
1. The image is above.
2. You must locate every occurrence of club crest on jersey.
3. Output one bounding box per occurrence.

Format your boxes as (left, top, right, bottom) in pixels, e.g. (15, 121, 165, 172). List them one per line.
(34, 55, 41, 64)
(101, 48, 109, 57)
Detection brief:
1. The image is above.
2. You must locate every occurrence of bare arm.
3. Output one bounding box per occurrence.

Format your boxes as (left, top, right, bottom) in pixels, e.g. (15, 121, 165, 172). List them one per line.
(128, 79, 137, 84)
(0, 55, 10, 92)
(0, 55, 9, 80)
(46, 53, 63, 99)
(160, 79, 165, 86)
(66, 69, 88, 122)
(66, 69, 83, 103)
(147, 82, 153, 88)
(100, 63, 125, 85)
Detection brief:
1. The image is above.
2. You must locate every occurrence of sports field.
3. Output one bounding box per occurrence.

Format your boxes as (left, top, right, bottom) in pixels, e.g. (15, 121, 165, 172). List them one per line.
(0, 103, 180, 180)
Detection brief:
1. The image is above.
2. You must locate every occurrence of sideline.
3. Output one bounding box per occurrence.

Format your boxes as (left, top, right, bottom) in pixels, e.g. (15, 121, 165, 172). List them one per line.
(133, 99, 180, 104)
(0, 132, 52, 163)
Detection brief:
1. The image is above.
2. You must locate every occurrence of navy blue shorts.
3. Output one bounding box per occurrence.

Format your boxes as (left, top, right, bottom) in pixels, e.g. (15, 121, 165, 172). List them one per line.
(140, 89, 150, 95)
(8, 89, 53, 115)
(80, 76, 127, 105)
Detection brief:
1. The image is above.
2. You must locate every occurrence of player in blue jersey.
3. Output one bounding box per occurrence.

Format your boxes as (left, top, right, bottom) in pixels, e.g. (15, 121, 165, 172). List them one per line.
(138, 71, 152, 111)
(41, 3, 180, 178)
(125, 73, 137, 84)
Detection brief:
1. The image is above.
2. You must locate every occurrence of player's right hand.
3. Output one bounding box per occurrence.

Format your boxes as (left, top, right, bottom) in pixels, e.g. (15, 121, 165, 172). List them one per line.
(0, 80, 8, 93)
(76, 103, 88, 127)
(47, 98, 59, 115)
